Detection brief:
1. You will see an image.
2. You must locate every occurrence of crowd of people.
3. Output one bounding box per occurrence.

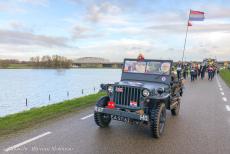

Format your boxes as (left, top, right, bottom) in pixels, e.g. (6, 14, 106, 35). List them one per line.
(175, 62, 218, 82)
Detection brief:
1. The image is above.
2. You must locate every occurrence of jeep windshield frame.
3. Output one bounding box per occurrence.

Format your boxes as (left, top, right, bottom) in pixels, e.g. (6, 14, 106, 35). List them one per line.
(121, 59, 173, 84)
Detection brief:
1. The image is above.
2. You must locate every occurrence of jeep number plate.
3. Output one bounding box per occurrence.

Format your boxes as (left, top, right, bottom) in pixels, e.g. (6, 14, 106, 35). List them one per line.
(112, 115, 129, 122)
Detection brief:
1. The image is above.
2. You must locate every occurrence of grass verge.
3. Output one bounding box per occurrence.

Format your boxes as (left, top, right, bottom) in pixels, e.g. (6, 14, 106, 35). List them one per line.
(220, 69, 230, 87)
(0, 92, 105, 137)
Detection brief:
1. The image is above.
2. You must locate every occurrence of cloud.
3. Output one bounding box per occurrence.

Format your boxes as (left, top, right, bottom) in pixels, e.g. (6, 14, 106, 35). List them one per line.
(71, 24, 97, 39)
(0, 2, 26, 13)
(0, 29, 70, 48)
(148, 23, 230, 33)
(8, 20, 33, 32)
(17, 0, 49, 6)
(146, 11, 186, 24)
(107, 27, 143, 35)
(203, 4, 230, 19)
(72, 39, 156, 61)
(72, 25, 90, 38)
(85, 2, 127, 25)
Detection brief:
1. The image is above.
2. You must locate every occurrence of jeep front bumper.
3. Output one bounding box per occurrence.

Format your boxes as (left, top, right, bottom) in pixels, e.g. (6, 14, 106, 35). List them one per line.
(94, 106, 149, 121)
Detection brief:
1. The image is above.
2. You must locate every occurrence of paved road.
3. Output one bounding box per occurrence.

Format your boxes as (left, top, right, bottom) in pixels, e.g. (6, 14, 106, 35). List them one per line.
(0, 75, 230, 154)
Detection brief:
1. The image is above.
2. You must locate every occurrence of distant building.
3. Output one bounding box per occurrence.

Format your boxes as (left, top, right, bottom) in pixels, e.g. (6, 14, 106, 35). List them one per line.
(72, 57, 122, 68)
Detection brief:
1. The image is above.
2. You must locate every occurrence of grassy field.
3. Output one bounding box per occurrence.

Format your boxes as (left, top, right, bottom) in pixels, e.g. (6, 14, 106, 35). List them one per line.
(0, 92, 105, 137)
(220, 69, 230, 87)
(0, 63, 33, 69)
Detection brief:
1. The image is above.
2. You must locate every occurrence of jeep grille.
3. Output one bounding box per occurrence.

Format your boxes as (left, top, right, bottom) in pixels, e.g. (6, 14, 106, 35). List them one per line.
(113, 86, 141, 107)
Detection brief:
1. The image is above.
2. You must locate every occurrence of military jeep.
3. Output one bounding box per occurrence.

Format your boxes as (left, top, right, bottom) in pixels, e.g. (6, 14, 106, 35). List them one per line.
(94, 57, 183, 138)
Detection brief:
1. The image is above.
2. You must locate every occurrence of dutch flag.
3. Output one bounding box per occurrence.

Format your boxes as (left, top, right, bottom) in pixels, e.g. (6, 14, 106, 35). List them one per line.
(189, 10, 205, 21)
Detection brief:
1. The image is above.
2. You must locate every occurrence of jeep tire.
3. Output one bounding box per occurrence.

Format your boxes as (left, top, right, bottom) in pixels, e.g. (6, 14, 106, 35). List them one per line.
(150, 103, 166, 138)
(94, 96, 111, 127)
(171, 99, 180, 116)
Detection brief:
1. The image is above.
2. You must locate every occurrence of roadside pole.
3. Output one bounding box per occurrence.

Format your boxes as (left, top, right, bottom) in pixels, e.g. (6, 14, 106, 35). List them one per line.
(182, 10, 191, 64)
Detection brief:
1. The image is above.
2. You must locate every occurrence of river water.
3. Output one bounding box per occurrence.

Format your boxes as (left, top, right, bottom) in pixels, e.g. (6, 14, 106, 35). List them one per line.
(0, 69, 121, 117)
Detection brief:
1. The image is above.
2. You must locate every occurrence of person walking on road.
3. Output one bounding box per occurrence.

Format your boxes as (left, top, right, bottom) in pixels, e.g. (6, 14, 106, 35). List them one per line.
(217, 67, 219, 74)
(185, 64, 189, 78)
(194, 64, 198, 80)
(212, 66, 216, 78)
(200, 64, 206, 80)
(177, 63, 182, 80)
(197, 64, 201, 78)
(183, 65, 187, 79)
(190, 66, 195, 82)
(208, 66, 214, 80)
(183, 64, 189, 80)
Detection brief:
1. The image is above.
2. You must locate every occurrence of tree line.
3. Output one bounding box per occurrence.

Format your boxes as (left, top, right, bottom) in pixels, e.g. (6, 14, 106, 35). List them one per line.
(0, 55, 72, 68)
(30, 55, 72, 68)
(0, 59, 19, 68)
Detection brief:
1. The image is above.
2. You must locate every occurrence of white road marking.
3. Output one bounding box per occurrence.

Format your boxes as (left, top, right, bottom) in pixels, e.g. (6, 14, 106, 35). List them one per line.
(225, 105, 230, 111)
(221, 92, 225, 96)
(219, 88, 223, 91)
(81, 114, 93, 120)
(4, 131, 52, 152)
(222, 97, 227, 102)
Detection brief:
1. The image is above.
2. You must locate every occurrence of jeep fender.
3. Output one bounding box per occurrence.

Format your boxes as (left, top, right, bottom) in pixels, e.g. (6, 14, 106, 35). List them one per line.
(147, 97, 170, 110)
(96, 96, 110, 107)
(148, 96, 170, 110)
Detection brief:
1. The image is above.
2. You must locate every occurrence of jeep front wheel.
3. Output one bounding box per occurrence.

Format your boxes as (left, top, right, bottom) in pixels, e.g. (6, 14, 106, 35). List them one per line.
(94, 112, 111, 128)
(94, 96, 111, 128)
(150, 103, 166, 138)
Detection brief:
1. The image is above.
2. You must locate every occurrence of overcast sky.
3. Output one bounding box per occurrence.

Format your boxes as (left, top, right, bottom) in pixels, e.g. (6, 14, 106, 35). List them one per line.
(0, 0, 230, 62)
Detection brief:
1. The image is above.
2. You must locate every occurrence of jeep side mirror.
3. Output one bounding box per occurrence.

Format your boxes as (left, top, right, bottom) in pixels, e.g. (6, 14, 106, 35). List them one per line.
(100, 84, 106, 90)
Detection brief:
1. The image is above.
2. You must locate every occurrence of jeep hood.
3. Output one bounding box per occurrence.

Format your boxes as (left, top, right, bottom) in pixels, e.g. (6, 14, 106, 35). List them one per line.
(115, 80, 169, 90)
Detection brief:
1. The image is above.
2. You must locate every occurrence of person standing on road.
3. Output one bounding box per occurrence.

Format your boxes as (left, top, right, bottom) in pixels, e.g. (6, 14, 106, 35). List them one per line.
(212, 66, 216, 78)
(184, 64, 189, 79)
(208, 66, 214, 80)
(197, 64, 200, 78)
(200, 64, 206, 80)
(217, 67, 219, 75)
(177, 62, 182, 80)
(183, 64, 187, 79)
(190, 66, 195, 82)
(194, 64, 198, 80)
(185, 64, 189, 78)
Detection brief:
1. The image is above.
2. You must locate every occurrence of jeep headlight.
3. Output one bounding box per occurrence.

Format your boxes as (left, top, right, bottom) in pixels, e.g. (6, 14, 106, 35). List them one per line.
(142, 89, 150, 97)
(157, 87, 164, 95)
(108, 86, 113, 92)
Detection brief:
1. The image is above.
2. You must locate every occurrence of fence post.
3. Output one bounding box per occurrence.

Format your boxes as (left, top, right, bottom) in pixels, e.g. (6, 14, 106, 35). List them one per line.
(26, 98, 28, 107)
(82, 89, 84, 94)
(49, 94, 51, 101)
(67, 91, 69, 97)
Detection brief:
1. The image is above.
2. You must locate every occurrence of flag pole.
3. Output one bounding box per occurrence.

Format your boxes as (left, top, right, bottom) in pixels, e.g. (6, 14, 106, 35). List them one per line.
(182, 10, 191, 64)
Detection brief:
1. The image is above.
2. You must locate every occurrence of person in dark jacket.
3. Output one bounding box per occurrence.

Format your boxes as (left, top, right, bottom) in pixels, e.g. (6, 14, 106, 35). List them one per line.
(200, 64, 206, 80)
(186, 64, 189, 78)
(194, 64, 199, 80)
(190, 66, 195, 82)
(183, 64, 189, 79)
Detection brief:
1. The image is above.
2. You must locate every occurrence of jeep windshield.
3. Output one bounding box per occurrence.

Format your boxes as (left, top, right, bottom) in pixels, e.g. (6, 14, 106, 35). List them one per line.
(123, 60, 171, 75)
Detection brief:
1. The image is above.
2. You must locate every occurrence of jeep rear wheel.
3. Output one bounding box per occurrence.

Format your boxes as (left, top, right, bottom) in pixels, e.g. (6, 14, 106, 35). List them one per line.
(150, 103, 166, 138)
(171, 100, 180, 116)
